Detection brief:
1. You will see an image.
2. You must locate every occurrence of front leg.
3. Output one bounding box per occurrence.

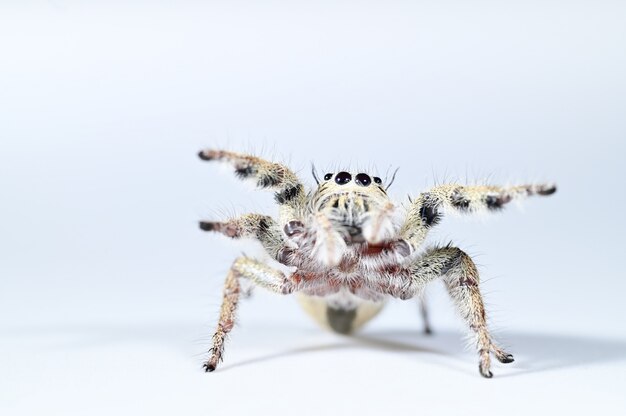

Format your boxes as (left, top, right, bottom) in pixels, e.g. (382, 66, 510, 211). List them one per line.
(205, 257, 296, 372)
(198, 149, 306, 220)
(199, 213, 286, 261)
(397, 183, 557, 255)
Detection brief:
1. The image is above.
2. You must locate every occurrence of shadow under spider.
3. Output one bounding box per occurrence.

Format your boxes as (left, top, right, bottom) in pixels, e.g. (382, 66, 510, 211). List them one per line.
(6, 323, 626, 377)
(219, 331, 448, 372)
(219, 328, 626, 377)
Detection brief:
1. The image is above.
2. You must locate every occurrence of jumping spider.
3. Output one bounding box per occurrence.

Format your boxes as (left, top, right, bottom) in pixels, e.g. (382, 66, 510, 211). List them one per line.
(198, 149, 556, 378)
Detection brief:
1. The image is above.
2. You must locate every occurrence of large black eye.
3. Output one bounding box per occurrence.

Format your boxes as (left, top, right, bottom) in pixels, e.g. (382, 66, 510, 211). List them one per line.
(355, 173, 371, 186)
(373, 177, 382, 184)
(324, 173, 333, 181)
(335, 171, 352, 185)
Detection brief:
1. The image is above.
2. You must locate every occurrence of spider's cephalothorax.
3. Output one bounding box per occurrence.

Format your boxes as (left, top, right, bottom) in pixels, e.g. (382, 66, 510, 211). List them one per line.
(198, 149, 556, 378)
(310, 171, 393, 243)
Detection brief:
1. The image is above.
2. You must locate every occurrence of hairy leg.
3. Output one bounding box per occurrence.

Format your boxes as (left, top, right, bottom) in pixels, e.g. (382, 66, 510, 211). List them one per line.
(199, 214, 286, 260)
(396, 183, 556, 256)
(198, 149, 306, 220)
(387, 246, 514, 377)
(418, 295, 432, 335)
(205, 257, 295, 372)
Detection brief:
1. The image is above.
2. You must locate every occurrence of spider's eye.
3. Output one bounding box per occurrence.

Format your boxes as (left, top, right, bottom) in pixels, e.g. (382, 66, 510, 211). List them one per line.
(335, 171, 352, 185)
(324, 173, 333, 181)
(373, 177, 382, 185)
(355, 173, 371, 187)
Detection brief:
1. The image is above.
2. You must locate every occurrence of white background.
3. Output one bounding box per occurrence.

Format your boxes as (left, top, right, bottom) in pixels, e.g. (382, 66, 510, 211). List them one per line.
(1, 1, 625, 415)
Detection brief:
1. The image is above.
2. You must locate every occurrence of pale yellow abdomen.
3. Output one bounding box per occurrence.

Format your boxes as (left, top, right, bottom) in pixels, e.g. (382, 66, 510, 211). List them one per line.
(296, 293, 385, 334)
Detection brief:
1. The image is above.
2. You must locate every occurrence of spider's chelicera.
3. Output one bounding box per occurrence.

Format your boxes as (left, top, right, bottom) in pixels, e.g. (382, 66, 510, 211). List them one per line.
(198, 149, 556, 378)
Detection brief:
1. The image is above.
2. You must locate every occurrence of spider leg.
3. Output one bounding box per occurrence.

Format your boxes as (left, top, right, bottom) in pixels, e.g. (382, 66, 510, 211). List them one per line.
(198, 149, 306, 220)
(418, 295, 432, 335)
(397, 183, 556, 255)
(419, 246, 513, 377)
(382, 246, 513, 377)
(199, 214, 286, 261)
(205, 257, 296, 372)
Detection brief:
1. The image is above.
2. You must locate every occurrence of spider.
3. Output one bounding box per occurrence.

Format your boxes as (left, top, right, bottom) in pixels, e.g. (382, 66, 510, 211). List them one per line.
(198, 149, 556, 378)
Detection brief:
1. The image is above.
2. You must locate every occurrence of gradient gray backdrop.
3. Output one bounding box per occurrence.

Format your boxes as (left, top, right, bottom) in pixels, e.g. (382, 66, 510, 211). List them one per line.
(1, 1, 625, 415)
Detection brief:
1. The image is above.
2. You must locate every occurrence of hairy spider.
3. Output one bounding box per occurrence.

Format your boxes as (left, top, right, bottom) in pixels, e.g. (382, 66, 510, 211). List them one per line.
(198, 149, 556, 378)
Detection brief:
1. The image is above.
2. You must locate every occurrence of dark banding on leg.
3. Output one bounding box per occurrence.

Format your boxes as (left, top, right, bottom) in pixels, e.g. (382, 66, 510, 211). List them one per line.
(198, 149, 306, 217)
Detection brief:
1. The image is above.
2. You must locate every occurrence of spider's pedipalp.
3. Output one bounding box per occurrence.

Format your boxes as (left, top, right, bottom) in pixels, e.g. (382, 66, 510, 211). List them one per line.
(310, 212, 348, 267)
(361, 201, 398, 245)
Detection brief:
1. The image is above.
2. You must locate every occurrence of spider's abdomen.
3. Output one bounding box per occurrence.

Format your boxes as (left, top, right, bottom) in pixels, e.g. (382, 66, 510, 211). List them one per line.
(296, 292, 385, 334)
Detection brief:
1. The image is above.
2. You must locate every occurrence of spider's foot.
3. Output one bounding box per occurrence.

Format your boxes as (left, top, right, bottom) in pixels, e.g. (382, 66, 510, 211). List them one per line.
(537, 184, 557, 195)
(199, 221, 240, 237)
(423, 326, 433, 335)
(198, 149, 219, 161)
(498, 354, 515, 364)
(479, 351, 493, 378)
(479, 365, 493, 379)
(199, 221, 216, 231)
(494, 349, 515, 364)
(203, 360, 217, 372)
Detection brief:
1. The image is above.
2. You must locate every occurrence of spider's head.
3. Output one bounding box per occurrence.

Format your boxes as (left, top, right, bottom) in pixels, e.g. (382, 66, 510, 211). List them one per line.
(307, 169, 399, 249)
(311, 171, 392, 220)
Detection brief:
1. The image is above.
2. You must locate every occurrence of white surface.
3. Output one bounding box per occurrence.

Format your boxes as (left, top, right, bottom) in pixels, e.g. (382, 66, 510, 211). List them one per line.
(3, 317, 626, 415)
(1, 1, 626, 415)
